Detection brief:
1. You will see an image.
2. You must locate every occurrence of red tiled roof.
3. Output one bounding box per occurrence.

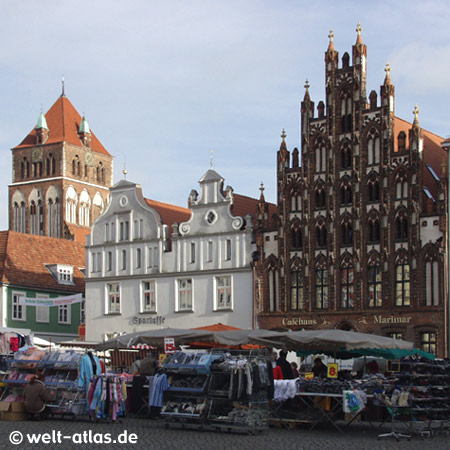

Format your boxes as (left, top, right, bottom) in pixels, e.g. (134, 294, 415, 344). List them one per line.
(14, 96, 110, 156)
(193, 323, 241, 331)
(233, 193, 278, 223)
(66, 224, 92, 246)
(0, 231, 85, 293)
(393, 117, 446, 201)
(144, 198, 191, 235)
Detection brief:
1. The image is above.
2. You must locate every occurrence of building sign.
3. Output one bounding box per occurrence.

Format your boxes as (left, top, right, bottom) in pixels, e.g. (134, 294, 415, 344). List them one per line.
(164, 338, 175, 354)
(132, 316, 166, 326)
(18, 293, 83, 307)
(279, 314, 412, 327)
(282, 317, 317, 326)
(373, 315, 411, 324)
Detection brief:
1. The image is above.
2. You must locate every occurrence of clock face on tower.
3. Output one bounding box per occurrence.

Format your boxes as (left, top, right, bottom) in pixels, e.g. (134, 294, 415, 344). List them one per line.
(31, 147, 43, 162)
(85, 150, 94, 166)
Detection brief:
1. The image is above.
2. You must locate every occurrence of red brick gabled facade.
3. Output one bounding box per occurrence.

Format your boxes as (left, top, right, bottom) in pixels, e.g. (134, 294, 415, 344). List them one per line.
(255, 28, 447, 357)
(9, 94, 113, 244)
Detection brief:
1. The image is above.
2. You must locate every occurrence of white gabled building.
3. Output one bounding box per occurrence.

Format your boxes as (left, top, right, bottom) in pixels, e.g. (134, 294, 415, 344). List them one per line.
(85, 169, 260, 342)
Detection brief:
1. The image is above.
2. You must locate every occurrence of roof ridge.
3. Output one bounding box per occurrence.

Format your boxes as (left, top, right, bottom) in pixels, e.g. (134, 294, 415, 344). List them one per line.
(145, 198, 190, 213)
(395, 116, 444, 141)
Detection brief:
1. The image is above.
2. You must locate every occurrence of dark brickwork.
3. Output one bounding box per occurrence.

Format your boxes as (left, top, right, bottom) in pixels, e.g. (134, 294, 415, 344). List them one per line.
(255, 30, 446, 357)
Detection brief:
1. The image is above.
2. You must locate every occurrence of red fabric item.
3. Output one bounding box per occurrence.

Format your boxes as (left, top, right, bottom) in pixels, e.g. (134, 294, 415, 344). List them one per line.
(273, 365, 284, 380)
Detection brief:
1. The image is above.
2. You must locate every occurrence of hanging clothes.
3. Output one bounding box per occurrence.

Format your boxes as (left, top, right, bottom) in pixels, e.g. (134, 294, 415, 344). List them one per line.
(149, 373, 170, 408)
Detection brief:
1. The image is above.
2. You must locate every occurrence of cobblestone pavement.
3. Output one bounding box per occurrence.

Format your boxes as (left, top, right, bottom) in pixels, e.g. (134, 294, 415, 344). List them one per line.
(0, 416, 449, 449)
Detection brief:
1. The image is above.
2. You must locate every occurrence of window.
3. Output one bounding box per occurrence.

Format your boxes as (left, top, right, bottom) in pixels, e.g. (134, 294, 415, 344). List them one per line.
(268, 269, 279, 312)
(316, 225, 327, 248)
(340, 96, 352, 133)
(368, 219, 381, 243)
(107, 252, 112, 272)
(57, 265, 73, 284)
(142, 281, 156, 312)
(136, 248, 142, 269)
(290, 270, 304, 310)
(58, 305, 70, 324)
(315, 269, 328, 309)
(207, 241, 213, 262)
(121, 250, 127, 270)
(36, 295, 50, 323)
(395, 263, 410, 306)
(315, 189, 326, 209)
(111, 223, 115, 241)
(291, 194, 302, 212)
(340, 267, 354, 308)
(387, 332, 403, 340)
(341, 145, 352, 168)
(367, 133, 380, 165)
(340, 186, 352, 205)
(190, 243, 195, 263)
(315, 146, 326, 173)
(426, 261, 439, 306)
(341, 222, 353, 246)
(368, 265, 382, 307)
(30, 200, 37, 234)
(395, 180, 408, 200)
(368, 180, 380, 202)
(105, 224, 109, 241)
(291, 227, 302, 250)
(420, 332, 436, 355)
(178, 279, 192, 311)
(216, 276, 232, 309)
(225, 239, 231, 261)
(108, 283, 120, 313)
(12, 292, 26, 321)
(119, 221, 129, 241)
(80, 300, 85, 324)
(395, 216, 408, 240)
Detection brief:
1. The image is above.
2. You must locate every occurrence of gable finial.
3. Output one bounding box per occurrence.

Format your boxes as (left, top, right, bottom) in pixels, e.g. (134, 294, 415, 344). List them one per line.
(210, 149, 214, 168)
(61, 75, 65, 97)
(356, 22, 362, 35)
(281, 129, 286, 141)
(123, 157, 127, 180)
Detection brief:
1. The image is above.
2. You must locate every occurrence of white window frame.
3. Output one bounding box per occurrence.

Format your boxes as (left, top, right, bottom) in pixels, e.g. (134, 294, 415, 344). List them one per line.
(190, 242, 195, 263)
(58, 304, 71, 324)
(12, 291, 26, 321)
(107, 283, 121, 314)
(207, 241, 213, 262)
(177, 279, 192, 311)
(142, 280, 156, 312)
(136, 248, 142, 269)
(35, 294, 49, 323)
(57, 264, 73, 284)
(215, 276, 232, 310)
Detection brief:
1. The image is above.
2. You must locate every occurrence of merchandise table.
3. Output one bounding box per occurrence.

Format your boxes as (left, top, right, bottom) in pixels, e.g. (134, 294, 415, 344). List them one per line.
(296, 392, 344, 433)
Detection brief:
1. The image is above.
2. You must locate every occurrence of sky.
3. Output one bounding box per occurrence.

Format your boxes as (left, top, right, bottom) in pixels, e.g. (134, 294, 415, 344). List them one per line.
(1, 0, 449, 230)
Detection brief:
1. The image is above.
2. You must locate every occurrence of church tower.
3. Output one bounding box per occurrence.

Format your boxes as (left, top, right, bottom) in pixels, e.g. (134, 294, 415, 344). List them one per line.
(9, 86, 113, 243)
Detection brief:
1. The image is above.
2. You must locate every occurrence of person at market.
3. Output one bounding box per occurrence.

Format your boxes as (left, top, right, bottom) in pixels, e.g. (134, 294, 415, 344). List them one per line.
(139, 352, 158, 376)
(312, 357, 327, 378)
(23, 370, 54, 420)
(276, 351, 294, 379)
(131, 355, 142, 374)
(291, 361, 300, 378)
(366, 360, 379, 375)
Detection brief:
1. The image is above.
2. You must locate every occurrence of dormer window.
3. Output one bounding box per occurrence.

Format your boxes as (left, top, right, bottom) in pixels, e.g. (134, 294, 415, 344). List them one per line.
(46, 264, 75, 285)
(58, 265, 73, 283)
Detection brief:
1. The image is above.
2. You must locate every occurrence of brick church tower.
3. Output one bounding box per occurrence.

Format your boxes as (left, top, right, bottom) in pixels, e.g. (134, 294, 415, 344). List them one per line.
(9, 86, 113, 243)
(256, 25, 448, 357)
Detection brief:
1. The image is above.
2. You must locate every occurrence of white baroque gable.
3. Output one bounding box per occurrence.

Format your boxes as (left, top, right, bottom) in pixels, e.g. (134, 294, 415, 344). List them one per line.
(179, 169, 244, 236)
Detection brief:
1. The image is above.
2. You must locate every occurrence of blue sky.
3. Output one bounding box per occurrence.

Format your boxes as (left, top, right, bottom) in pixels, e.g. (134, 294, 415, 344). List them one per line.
(1, 1, 449, 230)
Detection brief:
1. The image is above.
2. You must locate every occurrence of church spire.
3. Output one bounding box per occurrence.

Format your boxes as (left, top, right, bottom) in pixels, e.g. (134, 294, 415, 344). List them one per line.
(355, 21, 363, 45)
(327, 29, 335, 52)
(303, 79, 311, 102)
(384, 62, 392, 85)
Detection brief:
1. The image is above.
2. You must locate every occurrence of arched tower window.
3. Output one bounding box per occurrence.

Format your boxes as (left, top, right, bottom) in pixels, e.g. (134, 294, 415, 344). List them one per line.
(368, 179, 380, 202)
(79, 190, 91, 227)
(395, 209, 408, 240)
(65, 187, 78, 224)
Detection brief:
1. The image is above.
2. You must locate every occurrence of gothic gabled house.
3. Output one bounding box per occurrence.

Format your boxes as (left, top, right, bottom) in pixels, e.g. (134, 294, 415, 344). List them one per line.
(255, 25, 447, 357)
